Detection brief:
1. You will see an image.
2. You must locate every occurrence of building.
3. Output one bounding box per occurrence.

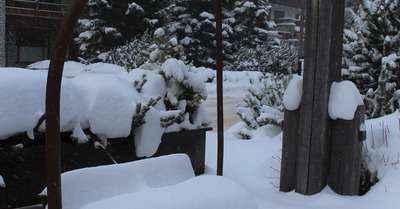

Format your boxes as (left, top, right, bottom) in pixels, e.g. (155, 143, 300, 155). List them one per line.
(0, 0, 70, 67)
(268, 0, 302, 40)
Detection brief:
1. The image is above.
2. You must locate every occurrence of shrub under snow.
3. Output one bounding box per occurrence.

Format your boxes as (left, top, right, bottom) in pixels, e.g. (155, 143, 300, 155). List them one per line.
(0, 59, 210, 157)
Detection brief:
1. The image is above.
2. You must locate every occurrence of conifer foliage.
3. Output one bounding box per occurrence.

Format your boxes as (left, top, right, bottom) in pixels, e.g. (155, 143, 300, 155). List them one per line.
(236, 74, 292, 139)
(343, 0, 400, 118)
(75, 0, 171, 63)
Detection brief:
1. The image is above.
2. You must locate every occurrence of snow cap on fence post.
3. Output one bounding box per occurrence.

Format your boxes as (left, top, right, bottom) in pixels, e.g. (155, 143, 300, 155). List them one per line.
(328, 80, 363, 120)
(283, 76, 303, 111)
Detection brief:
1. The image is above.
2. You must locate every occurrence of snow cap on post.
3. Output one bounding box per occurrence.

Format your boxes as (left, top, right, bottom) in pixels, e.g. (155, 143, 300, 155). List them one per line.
(329, 80, 363, 120)
(0, 174, 5, 188)
(283, 76, 303, 111)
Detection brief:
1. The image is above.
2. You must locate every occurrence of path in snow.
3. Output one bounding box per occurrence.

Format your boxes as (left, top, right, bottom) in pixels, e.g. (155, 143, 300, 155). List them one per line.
(203, 97, 243, 131)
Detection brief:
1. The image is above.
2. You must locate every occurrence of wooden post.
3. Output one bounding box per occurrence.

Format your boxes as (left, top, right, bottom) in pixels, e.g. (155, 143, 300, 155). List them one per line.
(280, 108, 300, 192)
(329, 105, 365, 195)
(295, 0, 345, 195)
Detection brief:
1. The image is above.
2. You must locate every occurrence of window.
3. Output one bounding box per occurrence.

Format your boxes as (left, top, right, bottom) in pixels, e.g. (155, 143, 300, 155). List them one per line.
(16, 28, 50, 63)
(274, 10, 285, 19)
(19, 46, 48, 63)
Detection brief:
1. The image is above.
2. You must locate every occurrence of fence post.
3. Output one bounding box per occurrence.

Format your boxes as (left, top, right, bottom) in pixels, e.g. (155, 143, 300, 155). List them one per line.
(280, 108, 300, 192)
(329, 105, 365, 195)
(282, 0, 345, 195)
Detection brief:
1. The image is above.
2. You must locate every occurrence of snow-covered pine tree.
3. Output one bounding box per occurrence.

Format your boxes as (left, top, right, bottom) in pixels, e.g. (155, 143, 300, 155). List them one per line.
(75, 0, 172, 63)
(232, 39, 296, 74)
(75, 0, 121, 63)
(229, 0, 275, 51)
(167, 0, 218, 68)
(343, 0, 400, 118)
(236, 73, 292, 139)
(104, 31, 153, 71)
(140, 28, 185, 64)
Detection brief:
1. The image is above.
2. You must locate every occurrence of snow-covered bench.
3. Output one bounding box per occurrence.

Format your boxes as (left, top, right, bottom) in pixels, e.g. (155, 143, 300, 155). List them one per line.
(40, 154, 257, 209)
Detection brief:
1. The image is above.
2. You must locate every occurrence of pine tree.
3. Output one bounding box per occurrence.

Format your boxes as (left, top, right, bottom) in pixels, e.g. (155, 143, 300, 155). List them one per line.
(229, 0, 275, 51)
(140, 28, 185, 64)
(343, 0, 400, 118)
(236, 73, 292, 139)
(75, 0, 172, 63)
(232, 39, 297, 74)
(104, 31, 153, 71)
(167, 0, 218, 68)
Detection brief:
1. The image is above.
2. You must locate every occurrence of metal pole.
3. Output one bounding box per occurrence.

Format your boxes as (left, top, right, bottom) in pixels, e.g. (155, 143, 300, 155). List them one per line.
(215, 0, 224, 176)
(45, 0, 87, 208)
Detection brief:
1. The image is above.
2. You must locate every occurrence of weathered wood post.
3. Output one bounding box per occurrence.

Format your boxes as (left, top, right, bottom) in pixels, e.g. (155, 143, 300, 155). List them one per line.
(295, 0, 345, 195)
(329, 105, 365, 195)
(280, 0, 351, 195)
(280, 108, 300, 192)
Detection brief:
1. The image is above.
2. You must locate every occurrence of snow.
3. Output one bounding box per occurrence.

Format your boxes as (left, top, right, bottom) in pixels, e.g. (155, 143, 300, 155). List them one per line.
(154, 28, 165, 39)
(283, 76, 302, 111)
(199, 11, 215, 20)
(329, 80, 364, 120)
(3, 62, 400, 209)
(81, 175, 257, 209)
(41, 154, 196, 209)
(0, 174, 5, 188)
(0, 60, 209, 154)
(134, 107, 165, 157)
(161, 58, 188, 82)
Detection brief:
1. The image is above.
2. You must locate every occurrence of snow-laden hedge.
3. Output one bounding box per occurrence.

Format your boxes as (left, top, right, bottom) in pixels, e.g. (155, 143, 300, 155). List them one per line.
(0, 59, 210, 157)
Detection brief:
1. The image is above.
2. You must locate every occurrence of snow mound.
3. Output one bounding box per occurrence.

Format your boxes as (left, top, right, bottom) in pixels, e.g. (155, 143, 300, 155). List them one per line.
(80, 175, 257, 209)
(84, 62, 127, 74)
(41, 154, 195, 209)
(27, 60, 86, 78)
(283, 76, 303, 111)
(0, 174, 5, 188)
(329, 80, 363, 120)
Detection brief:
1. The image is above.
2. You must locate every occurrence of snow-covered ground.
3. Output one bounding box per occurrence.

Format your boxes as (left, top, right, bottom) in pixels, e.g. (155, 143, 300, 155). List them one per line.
(1, 61, 399, 208)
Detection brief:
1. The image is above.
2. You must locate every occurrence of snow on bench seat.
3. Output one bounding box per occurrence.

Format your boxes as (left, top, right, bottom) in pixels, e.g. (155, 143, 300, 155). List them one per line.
(80, 175, 258, 209)
(41, 154, 195, 209)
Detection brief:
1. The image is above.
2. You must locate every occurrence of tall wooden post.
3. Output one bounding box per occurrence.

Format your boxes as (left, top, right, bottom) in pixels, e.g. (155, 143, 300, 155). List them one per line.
(279, 0, 346, 195)
(296, 0, 345, 195)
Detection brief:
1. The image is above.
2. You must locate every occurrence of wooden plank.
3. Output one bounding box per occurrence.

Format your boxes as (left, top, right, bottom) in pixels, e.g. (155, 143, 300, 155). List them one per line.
(295, 0, 319, 195)
(280, 108, 300, 192)
(329, 105, 364, 195)
(307, 0, 345, 194)
(295, 0, 345, 195)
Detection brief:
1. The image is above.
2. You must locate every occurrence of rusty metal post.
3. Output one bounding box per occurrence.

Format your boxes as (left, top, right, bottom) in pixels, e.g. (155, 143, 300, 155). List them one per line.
(215, 0, 224, 176)
(45, 0, 87, 208)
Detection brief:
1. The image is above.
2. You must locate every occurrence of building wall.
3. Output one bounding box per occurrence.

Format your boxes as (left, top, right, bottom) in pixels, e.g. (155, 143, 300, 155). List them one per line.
(6, 26, 18, 67)
(0, 0, 5, 67)
(270, 4, 301, 20)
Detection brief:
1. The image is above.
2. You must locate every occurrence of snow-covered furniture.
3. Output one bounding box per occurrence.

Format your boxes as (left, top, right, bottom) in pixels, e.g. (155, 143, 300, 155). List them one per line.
(40, 154, 257, 209)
